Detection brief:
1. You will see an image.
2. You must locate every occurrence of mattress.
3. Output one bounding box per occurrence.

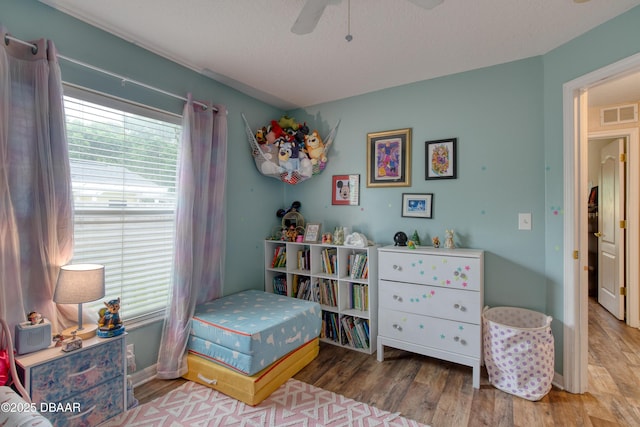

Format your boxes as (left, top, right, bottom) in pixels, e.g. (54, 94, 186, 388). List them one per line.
(183, 337, 319, 406)
(189, 289, 321, 375)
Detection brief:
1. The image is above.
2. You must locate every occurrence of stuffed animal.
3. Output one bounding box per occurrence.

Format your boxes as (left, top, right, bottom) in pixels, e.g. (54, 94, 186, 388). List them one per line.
(277, 140, 300, 179)
(255, 126, 268, 145)
(278, 115, 299, 131)
(305, 130, 326, 165)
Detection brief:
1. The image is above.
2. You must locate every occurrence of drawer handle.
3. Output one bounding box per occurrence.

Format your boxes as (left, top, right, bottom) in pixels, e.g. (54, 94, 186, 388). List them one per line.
(392, 295, 403, 302)
(453, 336, 467, 345)
(67, 404, 95, 420)
(197, 373, 218, 385)
(68, 364, 97, 378)
(392, 324, 403, 332)
(392, 264, 402, 271)
(453, 304, 467, 312)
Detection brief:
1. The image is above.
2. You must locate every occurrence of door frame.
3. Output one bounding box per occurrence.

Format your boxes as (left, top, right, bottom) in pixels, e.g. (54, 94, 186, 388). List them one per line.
(563, 52, 640, 393)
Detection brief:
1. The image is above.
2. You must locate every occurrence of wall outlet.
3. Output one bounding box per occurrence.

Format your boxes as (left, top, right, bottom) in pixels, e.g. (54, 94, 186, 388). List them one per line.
(519, 213, 532, 230)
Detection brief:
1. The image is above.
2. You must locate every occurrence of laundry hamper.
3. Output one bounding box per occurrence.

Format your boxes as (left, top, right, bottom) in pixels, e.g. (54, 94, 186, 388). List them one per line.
(482, 306, 554, 401)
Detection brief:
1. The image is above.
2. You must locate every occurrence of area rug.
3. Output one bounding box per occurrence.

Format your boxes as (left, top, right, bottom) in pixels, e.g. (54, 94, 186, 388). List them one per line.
(101, 378, 428, 426)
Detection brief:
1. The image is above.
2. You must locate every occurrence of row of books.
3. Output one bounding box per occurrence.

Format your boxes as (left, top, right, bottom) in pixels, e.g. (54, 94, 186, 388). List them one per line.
(350, 283, 369, 311)
(272, 274, 287, 295)
(270, 246, 286, 268)
(320, 312, 370, 350)
(293, 275, 318, 301)
(320, 248, 338, 275)
(297, 249, 310, 270)
(318, 279, 338, 307)
(348, 253, 369, 279)
(341, 316, 370, 350)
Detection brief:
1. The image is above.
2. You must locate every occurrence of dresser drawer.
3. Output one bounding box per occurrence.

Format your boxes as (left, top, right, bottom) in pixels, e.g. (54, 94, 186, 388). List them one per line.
(46, 375, 124, 427)
(379, 280, 480, 324)
(31, 338, 123, 402)
(379, 308, 480, 358)
(378, 250, 481, 291)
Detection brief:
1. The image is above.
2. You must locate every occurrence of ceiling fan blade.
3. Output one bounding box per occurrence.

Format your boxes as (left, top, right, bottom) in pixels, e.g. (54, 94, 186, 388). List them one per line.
(291, 0, 332, 35)
(406, 0, 444, 10)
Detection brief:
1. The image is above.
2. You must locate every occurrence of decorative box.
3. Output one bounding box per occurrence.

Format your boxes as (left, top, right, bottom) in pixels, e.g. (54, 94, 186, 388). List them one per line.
(15, 320, 52, 355)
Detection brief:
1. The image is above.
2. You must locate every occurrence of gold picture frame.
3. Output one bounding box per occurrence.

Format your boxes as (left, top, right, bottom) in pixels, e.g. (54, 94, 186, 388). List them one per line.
(366, 128, 412, 187)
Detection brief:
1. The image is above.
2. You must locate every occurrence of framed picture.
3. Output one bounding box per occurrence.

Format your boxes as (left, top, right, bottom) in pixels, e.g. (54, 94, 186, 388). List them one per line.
(303, 223, 322, 243)
(366, 128, 411, 187)
(425, 138, 457, 180)
(401, 193, 433, 218)
(332, 174, 360, 205)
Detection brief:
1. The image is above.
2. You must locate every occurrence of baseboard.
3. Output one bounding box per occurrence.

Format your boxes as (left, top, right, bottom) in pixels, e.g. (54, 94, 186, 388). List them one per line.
(130, 364, 157, 388)
(552, 371, 565, 391)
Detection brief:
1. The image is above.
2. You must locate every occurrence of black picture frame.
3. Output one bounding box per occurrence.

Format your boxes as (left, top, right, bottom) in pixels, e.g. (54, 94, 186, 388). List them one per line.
(425, 138, 457, 180)
(401, 193, 433, 218)
(366, 128, 412, 187)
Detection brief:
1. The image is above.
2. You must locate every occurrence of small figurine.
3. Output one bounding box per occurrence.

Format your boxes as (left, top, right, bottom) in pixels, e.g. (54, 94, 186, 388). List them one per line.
(333, 227, 344, 245)
(432, 236, 440, 248)
(445, 229, 455, 249)
(98, 297, 125, 338)
(285, 224, 297, 242)
(411, 230, 421, 246)
(27, 311, 43, 325)
(408, 240, 416, 249)
(322, 232, 333, 244)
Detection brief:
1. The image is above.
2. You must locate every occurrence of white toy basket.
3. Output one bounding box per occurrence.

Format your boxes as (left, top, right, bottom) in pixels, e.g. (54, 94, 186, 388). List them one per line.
(482, 306, 554, 401)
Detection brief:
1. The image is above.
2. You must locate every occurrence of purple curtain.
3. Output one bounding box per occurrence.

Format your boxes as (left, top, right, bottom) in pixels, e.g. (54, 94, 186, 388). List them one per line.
(156, 95, 227, 378)
(0, 28, 74, 336)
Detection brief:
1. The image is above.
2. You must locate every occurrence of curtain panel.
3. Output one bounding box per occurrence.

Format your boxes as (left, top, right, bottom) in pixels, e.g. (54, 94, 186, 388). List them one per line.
(0, 28, 74, 335)
(156, 96, 227, 379)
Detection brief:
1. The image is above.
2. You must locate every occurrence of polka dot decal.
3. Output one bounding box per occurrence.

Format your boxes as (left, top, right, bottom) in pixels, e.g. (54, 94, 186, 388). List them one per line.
(482, 307, 554, 401)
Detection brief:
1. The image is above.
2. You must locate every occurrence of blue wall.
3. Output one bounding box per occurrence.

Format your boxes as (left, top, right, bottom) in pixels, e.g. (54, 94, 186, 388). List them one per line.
(4, 0, 640, 376)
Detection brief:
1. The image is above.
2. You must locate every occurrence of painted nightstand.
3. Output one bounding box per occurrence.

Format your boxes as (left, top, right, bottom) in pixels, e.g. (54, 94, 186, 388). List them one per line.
(15, 334, 126, 426)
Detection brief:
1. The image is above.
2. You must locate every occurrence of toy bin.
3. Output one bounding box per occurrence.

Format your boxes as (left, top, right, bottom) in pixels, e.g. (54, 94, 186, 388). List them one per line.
(482, 306, 554, 401)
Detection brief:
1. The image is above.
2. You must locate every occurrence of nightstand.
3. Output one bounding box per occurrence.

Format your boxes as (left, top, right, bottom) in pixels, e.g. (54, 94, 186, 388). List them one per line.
(15, 334, 126, 426)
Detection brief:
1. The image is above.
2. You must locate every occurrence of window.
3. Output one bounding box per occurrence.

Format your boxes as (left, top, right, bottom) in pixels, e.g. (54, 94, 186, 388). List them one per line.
(63, 87, 182, 324)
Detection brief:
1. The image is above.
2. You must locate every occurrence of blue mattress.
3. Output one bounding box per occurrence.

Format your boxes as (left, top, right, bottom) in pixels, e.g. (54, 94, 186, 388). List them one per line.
(188, 290, 321, 375)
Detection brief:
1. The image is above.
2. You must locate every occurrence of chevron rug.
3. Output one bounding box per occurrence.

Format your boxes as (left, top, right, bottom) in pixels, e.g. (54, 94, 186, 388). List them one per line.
(102, 378, 428, 426)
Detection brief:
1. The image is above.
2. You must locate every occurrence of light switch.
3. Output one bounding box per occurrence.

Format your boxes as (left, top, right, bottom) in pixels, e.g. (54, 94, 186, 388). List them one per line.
(519, 213, 532, 230)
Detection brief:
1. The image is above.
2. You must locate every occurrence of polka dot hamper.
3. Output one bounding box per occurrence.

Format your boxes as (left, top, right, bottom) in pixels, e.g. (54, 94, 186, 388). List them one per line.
(482, 306, 554, 401)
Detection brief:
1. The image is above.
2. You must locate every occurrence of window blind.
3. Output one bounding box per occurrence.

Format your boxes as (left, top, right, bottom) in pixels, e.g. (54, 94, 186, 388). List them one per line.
(63, 92, 181, 323)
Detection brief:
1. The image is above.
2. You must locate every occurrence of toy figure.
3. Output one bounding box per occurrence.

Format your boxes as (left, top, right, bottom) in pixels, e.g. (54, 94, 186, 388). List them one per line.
(445, 229, 455, 249)
(97, 297, 125, 338)
(27, 311, 43, 325)
(432, 236, 440, 248)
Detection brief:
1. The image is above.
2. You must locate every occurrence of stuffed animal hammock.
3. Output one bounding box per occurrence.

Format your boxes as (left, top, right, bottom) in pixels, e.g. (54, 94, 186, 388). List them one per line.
(242, 113, 339, 185)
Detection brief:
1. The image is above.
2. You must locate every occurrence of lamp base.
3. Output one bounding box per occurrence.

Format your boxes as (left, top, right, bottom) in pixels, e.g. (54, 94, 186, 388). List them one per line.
(61, 323, 99, 340)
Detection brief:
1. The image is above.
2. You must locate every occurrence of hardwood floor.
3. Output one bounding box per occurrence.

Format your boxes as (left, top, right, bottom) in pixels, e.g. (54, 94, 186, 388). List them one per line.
(135, 298, 640, 426)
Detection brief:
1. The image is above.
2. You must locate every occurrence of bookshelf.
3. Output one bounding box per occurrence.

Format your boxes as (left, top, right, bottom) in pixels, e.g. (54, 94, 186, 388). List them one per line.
(264, 240, 378, 354)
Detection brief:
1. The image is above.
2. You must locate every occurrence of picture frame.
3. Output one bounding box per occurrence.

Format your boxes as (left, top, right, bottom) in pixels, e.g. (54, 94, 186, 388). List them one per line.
(425, 138, 457, 180)
(332, 174, 360, 205)
(303, 223, 322, 243)
(366, 128, 411, 187)
(401, 193, 433, 218)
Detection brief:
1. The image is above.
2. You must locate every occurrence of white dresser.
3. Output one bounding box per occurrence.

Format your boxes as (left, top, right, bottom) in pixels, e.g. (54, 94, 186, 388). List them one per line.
(377, 245, 484, 388)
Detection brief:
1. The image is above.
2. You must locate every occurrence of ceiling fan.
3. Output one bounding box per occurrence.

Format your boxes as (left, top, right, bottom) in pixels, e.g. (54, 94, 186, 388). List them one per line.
(291, 0, 444, 35)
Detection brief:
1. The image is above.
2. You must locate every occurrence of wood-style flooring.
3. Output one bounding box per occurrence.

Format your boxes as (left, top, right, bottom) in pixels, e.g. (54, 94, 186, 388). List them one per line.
(135, 298, 640, 426)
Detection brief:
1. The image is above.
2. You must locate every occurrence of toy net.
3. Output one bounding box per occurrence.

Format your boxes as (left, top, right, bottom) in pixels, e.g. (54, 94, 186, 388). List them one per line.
(242, 113, 340, 185)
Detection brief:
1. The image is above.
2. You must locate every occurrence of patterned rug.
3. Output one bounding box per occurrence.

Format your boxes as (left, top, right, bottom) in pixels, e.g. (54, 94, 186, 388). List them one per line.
(102, 378, 428, 426)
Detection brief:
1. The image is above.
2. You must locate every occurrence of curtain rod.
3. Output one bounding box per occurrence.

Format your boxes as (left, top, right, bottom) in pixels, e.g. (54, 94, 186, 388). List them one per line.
(3, 33, 216, 112)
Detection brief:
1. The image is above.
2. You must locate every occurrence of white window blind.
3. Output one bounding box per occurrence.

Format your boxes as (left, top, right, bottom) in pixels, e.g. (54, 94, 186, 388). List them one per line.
(63, 90, 181, 324)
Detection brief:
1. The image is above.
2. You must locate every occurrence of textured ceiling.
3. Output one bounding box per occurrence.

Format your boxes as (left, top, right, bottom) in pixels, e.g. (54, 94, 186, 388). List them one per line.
(40, 0, 640, 110)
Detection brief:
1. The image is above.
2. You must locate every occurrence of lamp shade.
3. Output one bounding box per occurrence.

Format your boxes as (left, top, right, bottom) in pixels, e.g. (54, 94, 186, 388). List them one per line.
(54, 264, 105, 304)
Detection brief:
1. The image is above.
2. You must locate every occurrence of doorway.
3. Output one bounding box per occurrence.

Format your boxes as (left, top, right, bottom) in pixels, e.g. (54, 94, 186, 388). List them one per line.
(563, 52, 640, 394)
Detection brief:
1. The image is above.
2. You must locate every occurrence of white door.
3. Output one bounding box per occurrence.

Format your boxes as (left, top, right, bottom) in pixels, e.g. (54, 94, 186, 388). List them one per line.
(597, 138, 625, 320)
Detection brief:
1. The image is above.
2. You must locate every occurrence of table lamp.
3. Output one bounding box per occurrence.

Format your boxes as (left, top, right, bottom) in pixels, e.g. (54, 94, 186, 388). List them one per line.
(54, 264, 105, 339)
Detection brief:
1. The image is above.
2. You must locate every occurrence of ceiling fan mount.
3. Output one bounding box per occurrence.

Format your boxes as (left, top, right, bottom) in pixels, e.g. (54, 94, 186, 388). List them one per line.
(291, 0, 444, 36)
